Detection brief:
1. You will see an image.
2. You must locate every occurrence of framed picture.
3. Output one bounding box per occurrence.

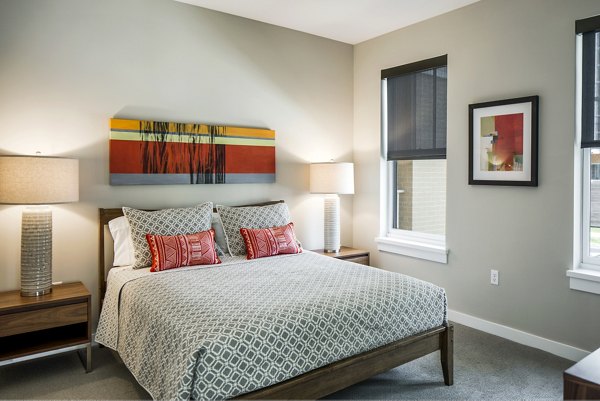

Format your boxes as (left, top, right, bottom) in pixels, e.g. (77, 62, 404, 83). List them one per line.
(109, 118, 276, 185)
(468, 96, 538, 186)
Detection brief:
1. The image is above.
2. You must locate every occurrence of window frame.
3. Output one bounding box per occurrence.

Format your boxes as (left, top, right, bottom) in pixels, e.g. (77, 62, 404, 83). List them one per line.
(568, 19, 600, 294)
(581, 148, 600, 269)
(375, 57, 449, 264)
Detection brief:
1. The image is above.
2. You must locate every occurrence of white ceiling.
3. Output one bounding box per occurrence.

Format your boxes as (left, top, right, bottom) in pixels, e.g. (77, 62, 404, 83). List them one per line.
(174, 0, 480, 44)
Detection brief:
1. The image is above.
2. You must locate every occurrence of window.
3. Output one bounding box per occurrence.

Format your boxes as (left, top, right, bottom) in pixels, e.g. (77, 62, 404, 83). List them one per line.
(568, 15, 600, 294)
(582, 149, 600, 266)
(376, 55, 448, 263)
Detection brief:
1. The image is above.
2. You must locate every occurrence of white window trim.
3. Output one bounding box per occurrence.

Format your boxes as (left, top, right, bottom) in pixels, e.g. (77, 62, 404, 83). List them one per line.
(567, 268, 600, 294)
(375, 235, 448, 264)
(569, 149, 600, 294)
(568, 34, 600, 294)
(580, 149, 600, 268)
(375, 159, 449, 264)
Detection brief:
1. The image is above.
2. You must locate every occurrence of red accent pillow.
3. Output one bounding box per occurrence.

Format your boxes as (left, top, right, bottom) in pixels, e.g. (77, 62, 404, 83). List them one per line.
(240, 222, 302, 260)
(146, 229, 221, 272)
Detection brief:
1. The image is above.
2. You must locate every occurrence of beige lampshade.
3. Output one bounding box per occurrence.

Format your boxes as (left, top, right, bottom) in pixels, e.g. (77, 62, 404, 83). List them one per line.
(310, 162, 354, 194)
(0, 156, 79, 204)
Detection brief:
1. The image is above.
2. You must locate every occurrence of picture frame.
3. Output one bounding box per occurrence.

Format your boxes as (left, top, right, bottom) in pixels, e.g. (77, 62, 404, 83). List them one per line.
(109, 118, 276, 185)
(468, 96, 538, 186)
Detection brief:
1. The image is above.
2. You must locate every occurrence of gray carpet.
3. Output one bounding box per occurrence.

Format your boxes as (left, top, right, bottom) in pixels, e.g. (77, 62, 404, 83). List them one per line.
(0, 323, 572, 400)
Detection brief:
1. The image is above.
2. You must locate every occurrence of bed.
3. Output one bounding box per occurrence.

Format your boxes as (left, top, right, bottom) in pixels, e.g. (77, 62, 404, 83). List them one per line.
(95, 202, 453, 400)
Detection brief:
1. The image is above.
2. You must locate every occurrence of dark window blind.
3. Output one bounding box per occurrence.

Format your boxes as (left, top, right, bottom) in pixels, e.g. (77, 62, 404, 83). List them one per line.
(578, 16, 600, 148)
(382, 55, 447, 160)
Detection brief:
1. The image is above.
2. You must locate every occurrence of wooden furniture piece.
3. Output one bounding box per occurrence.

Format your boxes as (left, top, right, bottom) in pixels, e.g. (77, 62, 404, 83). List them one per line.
(0, 281, 91, 372)
(239, 325, 453, 399)
(311, 246, 370, 266)
(564, 348, 600, 400)
(99, 203, 452, 399)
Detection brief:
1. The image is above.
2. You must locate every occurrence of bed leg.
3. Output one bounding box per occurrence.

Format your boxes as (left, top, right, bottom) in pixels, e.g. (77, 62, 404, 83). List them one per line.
(440, 324, 454, 386)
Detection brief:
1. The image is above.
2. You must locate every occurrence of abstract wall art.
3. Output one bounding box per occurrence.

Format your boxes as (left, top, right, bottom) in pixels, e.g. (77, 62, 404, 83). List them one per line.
(468, 96, 538, 186)
(109, 118, 275, 185)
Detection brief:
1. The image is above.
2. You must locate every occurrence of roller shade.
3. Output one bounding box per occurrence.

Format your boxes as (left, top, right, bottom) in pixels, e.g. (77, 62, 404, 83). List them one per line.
(578, 15, 600, 148)
(382, 55, 447, 160)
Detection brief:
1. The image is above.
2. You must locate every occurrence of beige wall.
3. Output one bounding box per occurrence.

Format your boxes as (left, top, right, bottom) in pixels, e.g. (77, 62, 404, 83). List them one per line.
(0, 0, 354, 323)
(354, 0, 600, 351)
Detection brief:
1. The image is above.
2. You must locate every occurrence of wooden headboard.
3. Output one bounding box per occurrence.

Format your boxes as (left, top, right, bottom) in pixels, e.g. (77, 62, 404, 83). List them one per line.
(98, 200, 284, 311)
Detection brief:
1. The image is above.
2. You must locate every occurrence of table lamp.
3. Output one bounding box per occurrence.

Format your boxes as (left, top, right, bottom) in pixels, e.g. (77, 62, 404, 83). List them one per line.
(310, 162, 354, 253)
(0, 155, 79, 296)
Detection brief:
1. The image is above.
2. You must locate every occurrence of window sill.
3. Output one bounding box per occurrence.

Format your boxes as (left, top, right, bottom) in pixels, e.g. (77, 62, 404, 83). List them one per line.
(375, 236, 448, 264)
(567, 267, 600, 295)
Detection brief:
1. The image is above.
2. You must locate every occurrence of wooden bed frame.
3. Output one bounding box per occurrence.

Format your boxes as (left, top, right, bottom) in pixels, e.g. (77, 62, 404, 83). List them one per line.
(98, 201, 454, 400)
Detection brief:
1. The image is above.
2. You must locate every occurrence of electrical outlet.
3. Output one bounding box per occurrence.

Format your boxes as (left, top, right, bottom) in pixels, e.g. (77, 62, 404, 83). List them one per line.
(490, 269, 499, 286)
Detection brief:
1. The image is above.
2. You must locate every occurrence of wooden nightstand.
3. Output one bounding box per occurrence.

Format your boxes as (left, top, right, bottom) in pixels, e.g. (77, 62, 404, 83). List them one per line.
(564, 347, 600, 400)
(311, 246, 370, 266)
(0, 281, 91, 372)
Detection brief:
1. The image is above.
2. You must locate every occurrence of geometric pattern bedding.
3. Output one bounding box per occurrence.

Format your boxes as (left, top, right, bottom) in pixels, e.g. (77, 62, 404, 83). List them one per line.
(123, 203, 213, 269)
(95, 252, 447, 401)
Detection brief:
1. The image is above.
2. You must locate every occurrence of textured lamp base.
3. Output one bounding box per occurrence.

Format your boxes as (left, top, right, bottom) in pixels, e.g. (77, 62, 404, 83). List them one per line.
(21, 207, 52, 297)
(324, 195, 340, 253)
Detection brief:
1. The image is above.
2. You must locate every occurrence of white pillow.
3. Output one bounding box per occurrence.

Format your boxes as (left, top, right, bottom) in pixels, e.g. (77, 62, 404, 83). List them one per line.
(211, 212, 228, 256)
(108, 216, 135, 267)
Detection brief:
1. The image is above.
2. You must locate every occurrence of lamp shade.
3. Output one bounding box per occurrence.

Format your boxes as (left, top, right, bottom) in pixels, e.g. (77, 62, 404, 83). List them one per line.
(310, 162, 354, 194)
(0, 156, 79, 204)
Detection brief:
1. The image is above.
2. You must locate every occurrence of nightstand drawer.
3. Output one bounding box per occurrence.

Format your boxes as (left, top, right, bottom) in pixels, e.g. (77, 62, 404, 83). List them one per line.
(311, 247, 370, 266)
(0, 302, 88, 337)
(343, 255, 369, 265)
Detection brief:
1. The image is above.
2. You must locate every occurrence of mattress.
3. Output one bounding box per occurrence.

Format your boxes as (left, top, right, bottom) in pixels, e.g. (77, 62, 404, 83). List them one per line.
(95, 251, 447, 400)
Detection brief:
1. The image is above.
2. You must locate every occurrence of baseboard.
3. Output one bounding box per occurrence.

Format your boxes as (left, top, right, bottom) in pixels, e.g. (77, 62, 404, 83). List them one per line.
(448, 309, 589, 362)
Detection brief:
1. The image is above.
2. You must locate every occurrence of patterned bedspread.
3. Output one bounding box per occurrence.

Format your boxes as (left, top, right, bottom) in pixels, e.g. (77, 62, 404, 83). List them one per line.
(95, 251, 447, 400)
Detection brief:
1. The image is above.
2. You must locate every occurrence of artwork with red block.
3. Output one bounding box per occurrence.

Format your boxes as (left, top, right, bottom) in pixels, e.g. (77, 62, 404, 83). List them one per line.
(109, 118, 276, 185)
(479, 113, 524, 172)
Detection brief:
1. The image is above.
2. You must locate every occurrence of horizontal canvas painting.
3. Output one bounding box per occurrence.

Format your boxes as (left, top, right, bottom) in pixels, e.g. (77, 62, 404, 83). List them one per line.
(109, 119, 275, 185)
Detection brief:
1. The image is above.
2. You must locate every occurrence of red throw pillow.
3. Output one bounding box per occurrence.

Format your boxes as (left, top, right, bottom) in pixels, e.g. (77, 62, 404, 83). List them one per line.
(146, 229, 221, 272)
(240, 223, 302, 260)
